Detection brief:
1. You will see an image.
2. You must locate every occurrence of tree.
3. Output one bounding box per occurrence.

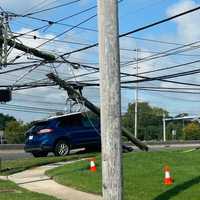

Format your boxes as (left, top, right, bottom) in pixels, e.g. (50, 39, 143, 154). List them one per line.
(122, 102, 168, 140)
(4, 120, 29, 144)
(0, 113, 16, 130)
(183, 122, 200, 140)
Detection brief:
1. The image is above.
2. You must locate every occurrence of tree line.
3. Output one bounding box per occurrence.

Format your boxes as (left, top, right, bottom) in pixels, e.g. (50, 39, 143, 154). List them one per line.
(0, 102, 200, 144)
(123, 102, 200, 141)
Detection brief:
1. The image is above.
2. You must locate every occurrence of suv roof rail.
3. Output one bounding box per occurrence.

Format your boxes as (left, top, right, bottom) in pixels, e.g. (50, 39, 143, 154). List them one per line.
(47, 112, 82, 120)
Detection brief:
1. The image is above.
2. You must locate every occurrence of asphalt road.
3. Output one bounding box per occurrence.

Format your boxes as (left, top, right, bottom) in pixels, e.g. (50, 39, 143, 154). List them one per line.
(0, 148, 86, 161)
(0, 150, 33, 161)
(1, 143, 200, 161)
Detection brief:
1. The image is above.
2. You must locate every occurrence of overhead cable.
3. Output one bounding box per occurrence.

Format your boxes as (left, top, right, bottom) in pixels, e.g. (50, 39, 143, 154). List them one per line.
(62, 5, 200, 56)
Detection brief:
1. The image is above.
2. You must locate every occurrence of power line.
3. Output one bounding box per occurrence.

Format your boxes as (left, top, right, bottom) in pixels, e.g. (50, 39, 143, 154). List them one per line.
(62, 5, 200, 56)
(22, 0, 49, 14)
(56, 61, 200, 87)
(122, 86, 200, 94)
(36, 14, 96, 49)
(0, 103, 64, 112)
(13, 30, 200, 58)
(10, 4, 97, 37)
(140, 89, 200, 102)
(13, 97, 66, 106)
(125, 36, 183, 46)
(7, 5, 97, 65)
(14, 31, 194, 59)
(0, 105, 58, 114)
(121, 67, 200, 84)
(134, 59, 200, 75)
(122, 86, 200, 91)
(120, 47, 200, 57)
(122, 41, 200, 67)
(23, 0, 81, 17)
(54, 5, 96, 24)
(9, 12, 97, 63)
(0, 62, 44, 75)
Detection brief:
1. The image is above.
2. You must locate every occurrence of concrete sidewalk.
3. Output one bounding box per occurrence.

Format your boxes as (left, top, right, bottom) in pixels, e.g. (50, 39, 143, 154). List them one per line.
(7, 160, 102, 200)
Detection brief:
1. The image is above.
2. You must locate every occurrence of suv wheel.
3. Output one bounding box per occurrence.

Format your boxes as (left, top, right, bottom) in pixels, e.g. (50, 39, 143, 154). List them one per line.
(54, 140, 70, 156)
(32, 151, 48, 157)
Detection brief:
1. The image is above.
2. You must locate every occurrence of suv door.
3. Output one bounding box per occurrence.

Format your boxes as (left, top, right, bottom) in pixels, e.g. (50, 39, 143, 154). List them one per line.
(81, 113, 100, 145)
(58, 113, 100, 147)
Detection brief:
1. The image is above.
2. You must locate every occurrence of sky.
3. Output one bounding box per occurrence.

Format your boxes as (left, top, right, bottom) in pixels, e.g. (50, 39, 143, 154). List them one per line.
(0, 0, 200, 122)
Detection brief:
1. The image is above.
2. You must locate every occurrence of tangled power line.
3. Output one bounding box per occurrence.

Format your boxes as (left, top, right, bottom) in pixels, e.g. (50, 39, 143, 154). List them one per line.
(0, 2, 200, 114)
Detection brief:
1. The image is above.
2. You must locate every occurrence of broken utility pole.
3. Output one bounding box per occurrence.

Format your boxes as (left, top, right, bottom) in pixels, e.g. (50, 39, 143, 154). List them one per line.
(0, 14, 55, 62)
(47, 72, 149, 152)
(0, 36, 56, 61)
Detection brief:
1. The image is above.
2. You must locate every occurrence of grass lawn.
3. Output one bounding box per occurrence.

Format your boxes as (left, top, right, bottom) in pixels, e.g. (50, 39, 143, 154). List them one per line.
(0, 152, 96, 175)
(0, 179, 58, 200)
(47, 149, 200, 200)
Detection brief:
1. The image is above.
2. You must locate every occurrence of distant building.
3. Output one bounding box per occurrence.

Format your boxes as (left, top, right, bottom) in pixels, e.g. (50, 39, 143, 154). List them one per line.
(0, 130, 5, 144)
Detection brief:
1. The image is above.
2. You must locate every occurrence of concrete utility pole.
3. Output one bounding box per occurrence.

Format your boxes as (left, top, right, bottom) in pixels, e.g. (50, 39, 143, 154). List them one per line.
(134, 49, 139, 139)
(163, 113, 166, 142)
(97, 1, 122, 200)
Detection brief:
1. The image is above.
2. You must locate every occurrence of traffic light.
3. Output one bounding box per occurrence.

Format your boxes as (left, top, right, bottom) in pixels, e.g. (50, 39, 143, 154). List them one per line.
(0, 89, 12, 102)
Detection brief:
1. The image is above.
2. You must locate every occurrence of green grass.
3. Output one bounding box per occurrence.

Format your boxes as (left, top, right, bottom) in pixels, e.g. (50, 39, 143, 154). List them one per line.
(0, 179, 58, 200)
(47, 149, 200, 200)
(0, 153, 96, 175)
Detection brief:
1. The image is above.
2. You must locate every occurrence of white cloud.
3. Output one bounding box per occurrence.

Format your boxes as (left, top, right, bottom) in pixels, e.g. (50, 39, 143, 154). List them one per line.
(118, 0, 200, 116)
(157, 0, 200, 89)
(2, 0, 200, 120)
(167, 0, 200, 43)
(0, 0, 56, 14)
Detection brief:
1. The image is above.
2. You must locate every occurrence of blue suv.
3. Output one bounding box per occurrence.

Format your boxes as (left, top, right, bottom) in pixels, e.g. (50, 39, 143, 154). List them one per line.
(24, 112, 100, 157)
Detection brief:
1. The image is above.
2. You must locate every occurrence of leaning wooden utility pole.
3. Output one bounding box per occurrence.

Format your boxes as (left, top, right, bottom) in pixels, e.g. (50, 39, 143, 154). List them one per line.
(47, 72, 148, 151)
(97, 1, 122, 200)
(0, 16, 3, 67)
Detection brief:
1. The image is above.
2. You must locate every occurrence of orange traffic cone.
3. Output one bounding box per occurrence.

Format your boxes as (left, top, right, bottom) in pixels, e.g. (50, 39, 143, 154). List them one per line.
(89, 159, 96, 172)
(164, 166, 173, 185)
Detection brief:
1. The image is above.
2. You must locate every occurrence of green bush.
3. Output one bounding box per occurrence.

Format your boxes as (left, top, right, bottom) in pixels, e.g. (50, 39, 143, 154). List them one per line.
(183, 122, 200, 140)
(4, 120, 29, 144)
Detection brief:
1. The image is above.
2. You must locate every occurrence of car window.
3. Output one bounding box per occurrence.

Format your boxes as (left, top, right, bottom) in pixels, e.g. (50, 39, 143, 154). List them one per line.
(82, 116, 92, 128)
(82, 114, 100, 128)
(58, 115, 82, 128)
